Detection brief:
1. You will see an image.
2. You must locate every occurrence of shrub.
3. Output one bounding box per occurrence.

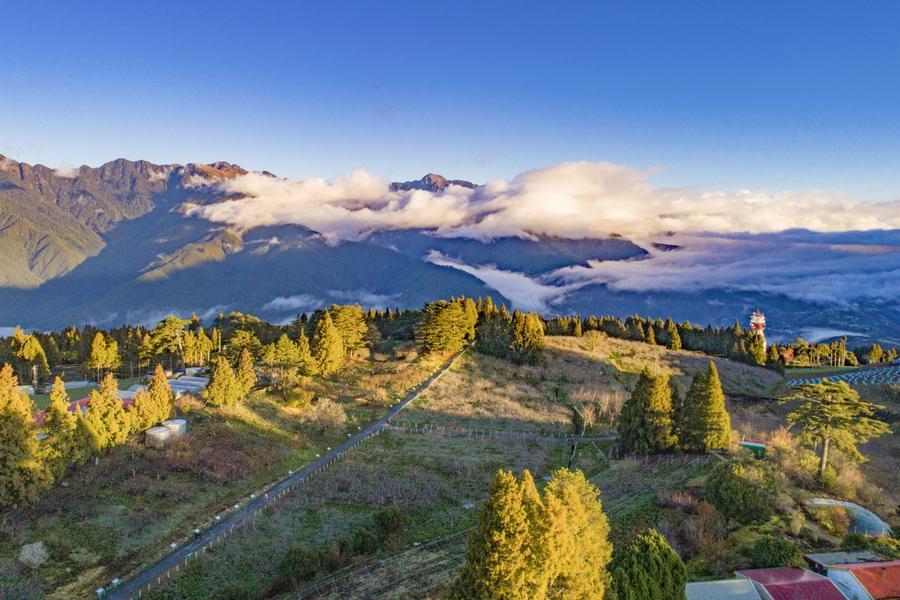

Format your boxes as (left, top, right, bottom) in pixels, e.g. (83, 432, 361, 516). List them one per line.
(298, 398, 348, 434)
(278, 545, 323, 588)
(748, 535, 802, 568)
(686, 539, 751, 579)
(811, 505, 851, 537)
(351, 527, 379, 553)
(18, 542, 49, 569)
(373, 506, 406, 540)
(842, 533, 900, 559)
(703, 459, 782, 525)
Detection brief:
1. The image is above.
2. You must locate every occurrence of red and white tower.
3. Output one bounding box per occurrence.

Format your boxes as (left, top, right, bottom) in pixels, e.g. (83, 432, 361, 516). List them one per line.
(750, 309, 766, 350)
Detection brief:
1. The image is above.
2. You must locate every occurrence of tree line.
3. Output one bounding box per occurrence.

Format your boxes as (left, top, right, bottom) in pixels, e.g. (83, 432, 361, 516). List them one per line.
(0, 365, 175, 507)
(544, 314, 769, 368)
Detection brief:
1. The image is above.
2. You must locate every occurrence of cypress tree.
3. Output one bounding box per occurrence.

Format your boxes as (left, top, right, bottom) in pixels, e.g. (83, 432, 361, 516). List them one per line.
(644, 322, 656, 345)
(609, 529, 686, 600)
(89, 374, 130, 448)
(618, 370, 676, 453)
(204, 356, 239, 407)
(519, 470, 549, 598)
(452, 470, 531, 600)
(236, 347, 257, 396)
(312, 312, 345, 376)
(542, 468, 612, 599)
(295, 329, 318, 376)
(0, 364, 50, 507)
(511, 312, 545, 365)
(665, 319, 682, 350)
(147, 364, 174, 423)
(42, 377, 77, 477)
(680, 363, 731, 451)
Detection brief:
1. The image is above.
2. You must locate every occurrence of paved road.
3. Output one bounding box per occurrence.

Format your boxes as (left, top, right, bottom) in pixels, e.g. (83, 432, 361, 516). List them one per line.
(107, 349, 467, 599)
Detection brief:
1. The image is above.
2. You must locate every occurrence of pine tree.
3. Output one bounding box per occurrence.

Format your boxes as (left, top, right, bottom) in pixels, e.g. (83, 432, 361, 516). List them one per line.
(328, 305, 369, 356)
(312, 312, 345, 376)
(679, 363, 731, 451)
(518, 470, 549, 598)
(644, 322, 656, 345)
(42, 377, 77, 477)
(511, 312, 545, 365)
(542, 468, 612, 599)
(417, 300, 468, 355)
(295, 329, 318, 376)
(609, 529, 686, 600)
(203, 356, 240, 407)
(0, 364, 51, 507)
(617, 370, 676, 453)
(452, 470, 531, 599)
(236, 347, 257, 397)
(89, 374, 130, 449)
(665, 319, 682, 350)
(148, 364, 174, 423)
(782, 379, 890, 479)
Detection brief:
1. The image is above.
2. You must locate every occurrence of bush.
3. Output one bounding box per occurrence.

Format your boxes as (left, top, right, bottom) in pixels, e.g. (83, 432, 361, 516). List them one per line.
(703, 459, 782, 525)
(748, 535, 802, 568)
(18, 542, 49, 570)
(278, 546, 323, 589)
(298, 398, 348, 434)
(351, 527, 379, 553)
(686, 539, 751, 579)
(811, 505, 851, 537)
(842, 533, 900, 559)
(373, 506, 406, 540)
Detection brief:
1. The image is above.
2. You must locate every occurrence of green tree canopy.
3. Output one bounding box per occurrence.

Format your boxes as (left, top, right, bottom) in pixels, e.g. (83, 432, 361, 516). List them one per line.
(609, 529, 686, 600)
(782, 379, 890, 479)
(618, 370, 676, 453)
(678, 363, 731, 451)
(0, 364, 50, 506)
(42, 377, 78, 477)
(312, 312, 345, 376)
(203, 356, 240, 407)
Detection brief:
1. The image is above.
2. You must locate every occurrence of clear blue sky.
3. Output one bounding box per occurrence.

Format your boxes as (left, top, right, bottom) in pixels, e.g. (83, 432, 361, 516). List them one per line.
(3, 1, 899, 199)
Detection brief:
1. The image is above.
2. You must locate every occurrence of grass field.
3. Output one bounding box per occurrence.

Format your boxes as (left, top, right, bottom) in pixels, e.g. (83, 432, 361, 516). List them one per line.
(405, 335, 782, 435)
(144, 431, 580, 599)
(0, 351, 445, 599)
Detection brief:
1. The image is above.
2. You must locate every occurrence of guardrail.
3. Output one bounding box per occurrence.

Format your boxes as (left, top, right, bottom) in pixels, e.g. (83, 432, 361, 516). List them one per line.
(105, 348, 469, 599)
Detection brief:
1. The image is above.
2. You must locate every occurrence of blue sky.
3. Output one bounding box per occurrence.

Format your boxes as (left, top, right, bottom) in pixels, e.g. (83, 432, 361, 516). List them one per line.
(3, 1, 900, 199)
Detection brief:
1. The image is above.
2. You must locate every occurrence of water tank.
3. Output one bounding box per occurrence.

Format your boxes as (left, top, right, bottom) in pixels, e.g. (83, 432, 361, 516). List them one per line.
(146, 426, 172, 448)
(163, 419, 187, 437)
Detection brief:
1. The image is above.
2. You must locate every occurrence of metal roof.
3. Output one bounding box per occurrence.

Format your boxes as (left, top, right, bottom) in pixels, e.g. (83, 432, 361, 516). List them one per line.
(804, 550, 884, 568)
(687, 579, 762, 600)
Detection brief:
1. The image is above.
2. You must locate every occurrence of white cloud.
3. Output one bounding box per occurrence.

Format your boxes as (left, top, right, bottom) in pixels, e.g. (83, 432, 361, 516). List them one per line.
(262, 294, 323, 312)
(52, 165, 80, 178)
(549, 232, 900, 306)
(327, 289, 400, 309)
(426, 251, 573, 313)
(184, 161, 900, 241)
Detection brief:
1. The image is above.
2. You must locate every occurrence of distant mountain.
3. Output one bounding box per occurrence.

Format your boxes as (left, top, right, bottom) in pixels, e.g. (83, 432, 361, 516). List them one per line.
(389, 173, 476, 192)
(1, 154, 897, 346)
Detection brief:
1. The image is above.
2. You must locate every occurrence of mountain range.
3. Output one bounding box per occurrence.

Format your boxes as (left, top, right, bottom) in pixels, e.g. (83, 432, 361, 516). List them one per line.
(1, 154, 897, 345)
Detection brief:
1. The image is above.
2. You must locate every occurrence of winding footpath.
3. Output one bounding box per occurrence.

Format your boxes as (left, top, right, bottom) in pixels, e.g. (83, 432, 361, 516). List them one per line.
(107, 349, 468, 600)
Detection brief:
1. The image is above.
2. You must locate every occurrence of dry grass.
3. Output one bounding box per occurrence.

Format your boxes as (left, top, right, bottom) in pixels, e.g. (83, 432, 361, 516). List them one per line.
(405, 335, 782, 433)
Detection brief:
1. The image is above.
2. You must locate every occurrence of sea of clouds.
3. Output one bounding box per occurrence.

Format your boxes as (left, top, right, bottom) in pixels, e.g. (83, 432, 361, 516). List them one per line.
(184, 162, 900, 311)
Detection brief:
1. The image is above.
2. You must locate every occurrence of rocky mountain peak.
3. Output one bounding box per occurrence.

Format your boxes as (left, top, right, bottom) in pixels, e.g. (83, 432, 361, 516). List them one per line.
(389, 173, 476, 193)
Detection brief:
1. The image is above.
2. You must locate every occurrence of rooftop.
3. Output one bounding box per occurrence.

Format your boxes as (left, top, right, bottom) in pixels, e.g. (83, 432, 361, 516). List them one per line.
(736, 568, 847, 600)
(804, 550, 884, 569)
(686, 579, 762, 600)
(832, 560, 900, 599)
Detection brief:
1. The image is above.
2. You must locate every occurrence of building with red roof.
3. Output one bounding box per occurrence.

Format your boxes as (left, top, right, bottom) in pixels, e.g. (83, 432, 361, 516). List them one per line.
(736, 567, 848, 600)
(826, 560, 900, 600)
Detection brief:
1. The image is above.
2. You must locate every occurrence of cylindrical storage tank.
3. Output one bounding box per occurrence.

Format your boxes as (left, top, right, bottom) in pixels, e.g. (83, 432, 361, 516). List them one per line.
(146, 426, 172, 448)
(163, 419, 187, 437)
